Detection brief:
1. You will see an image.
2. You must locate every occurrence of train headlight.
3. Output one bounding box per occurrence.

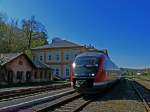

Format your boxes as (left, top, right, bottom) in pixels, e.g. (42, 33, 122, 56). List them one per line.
(91, 73, 95, 76)
(74, 74, 78, 76)
(95, 64, 98, 67)
(72, 62, 76, 68)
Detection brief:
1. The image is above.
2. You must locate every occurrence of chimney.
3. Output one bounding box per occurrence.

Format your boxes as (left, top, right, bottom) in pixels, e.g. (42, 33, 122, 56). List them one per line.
(52, 37, 62, 43)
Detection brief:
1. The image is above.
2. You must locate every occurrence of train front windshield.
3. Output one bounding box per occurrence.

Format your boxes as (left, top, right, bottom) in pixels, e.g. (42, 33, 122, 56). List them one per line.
(73, 56, 99, 76)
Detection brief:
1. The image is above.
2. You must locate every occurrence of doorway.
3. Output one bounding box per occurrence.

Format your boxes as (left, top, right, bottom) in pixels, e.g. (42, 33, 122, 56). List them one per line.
(8, 71, 13, 83)
(26, 71, 31, 82)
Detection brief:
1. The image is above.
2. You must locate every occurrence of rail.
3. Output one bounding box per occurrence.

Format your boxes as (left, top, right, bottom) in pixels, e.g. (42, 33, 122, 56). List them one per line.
(0, 83, 71, 101)
(131, 80, 150, 112)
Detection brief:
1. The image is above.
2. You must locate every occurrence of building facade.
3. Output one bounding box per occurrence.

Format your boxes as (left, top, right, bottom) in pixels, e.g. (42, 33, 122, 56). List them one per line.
(31, 38, 89, 79)
(0, 53, 51, 85)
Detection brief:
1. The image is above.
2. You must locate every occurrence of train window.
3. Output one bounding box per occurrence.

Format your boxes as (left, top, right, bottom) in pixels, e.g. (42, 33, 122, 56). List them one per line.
(104, 58, 119, 71)
(75, 56, 99, 66)
(74, 56, 99, 75)
(74, 66, 98, 75)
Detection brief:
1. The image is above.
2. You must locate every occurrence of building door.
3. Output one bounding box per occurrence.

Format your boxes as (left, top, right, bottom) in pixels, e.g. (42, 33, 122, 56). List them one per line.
(8, 71, 13, 83)
(26, 71, 31, 82)
(16, 71, 23, 83)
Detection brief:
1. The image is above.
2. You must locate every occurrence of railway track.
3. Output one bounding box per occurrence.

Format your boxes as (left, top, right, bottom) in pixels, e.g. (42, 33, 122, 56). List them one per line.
(0, 88, 75, 112)
(131, 80, 150, 112)
(49, 96, 92, 112)
(34, 93, 94, 112)
(135, 77, 150, 82)
(35, 83, 119, 112)
(33, 92, 84, 112)
(0, 80, 121, 112)
(0, 83, 70, 101)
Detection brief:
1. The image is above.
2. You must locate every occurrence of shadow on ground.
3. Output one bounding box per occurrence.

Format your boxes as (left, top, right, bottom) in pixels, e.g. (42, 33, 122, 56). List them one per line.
(82, 79, 150, 103)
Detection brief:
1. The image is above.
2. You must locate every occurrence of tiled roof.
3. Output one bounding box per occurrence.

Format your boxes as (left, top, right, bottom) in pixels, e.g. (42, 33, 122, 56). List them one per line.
(0, 53, 23, 66)
(0, 53, 50, 69)
(32, 38, 83, 50)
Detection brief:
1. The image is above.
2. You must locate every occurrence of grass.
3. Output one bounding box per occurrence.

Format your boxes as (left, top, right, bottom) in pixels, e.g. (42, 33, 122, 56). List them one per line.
(136, 74, 150, 80)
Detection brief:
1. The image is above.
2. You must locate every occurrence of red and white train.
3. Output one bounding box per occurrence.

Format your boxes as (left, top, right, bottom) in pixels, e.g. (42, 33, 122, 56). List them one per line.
(70, 51, 121, 94)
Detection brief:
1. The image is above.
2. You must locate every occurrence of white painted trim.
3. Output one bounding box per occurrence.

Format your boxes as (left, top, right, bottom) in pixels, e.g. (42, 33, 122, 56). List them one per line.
(93, 80, 116, 86)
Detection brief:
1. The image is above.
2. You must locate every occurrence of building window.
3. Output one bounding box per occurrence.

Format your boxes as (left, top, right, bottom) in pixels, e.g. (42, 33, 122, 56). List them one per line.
(33, 56, 36, 61)
(16, 71, 23, 81)
(44, 71, 47, 79)
(66, 68, 69, 76)
(40, 71, 43, 79)
(65, 54, 69, 60)
(56, 68, 59, 75)
(51, 69, 54, 75)
(56, 54, 59, 61)
(40, 56, 43, 61)
(48, 55, 51, 61)
(18, 60, 23, 65)
(48, 70, 51, 80)
(26, 71, 31, 82)
(34, 72, 38, 79)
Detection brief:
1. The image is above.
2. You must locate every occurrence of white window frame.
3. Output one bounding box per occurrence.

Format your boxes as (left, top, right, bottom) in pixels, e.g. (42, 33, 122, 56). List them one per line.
(56, 54, 60, 61)
(65, 54, 69, 60)
(40, 56, 43, 61)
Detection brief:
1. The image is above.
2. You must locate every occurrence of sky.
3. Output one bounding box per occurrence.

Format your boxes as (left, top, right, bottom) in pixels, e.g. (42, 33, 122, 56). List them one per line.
(0, 0, 150, 68)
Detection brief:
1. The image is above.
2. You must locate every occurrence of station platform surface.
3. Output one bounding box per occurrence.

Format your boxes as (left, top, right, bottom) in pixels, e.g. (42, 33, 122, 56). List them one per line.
(0, 82, 70, 93)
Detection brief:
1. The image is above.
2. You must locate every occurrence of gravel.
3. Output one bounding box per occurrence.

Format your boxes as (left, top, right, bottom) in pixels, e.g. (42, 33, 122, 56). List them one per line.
(135, 79, 150, 90)
(81, 79, 146, 112)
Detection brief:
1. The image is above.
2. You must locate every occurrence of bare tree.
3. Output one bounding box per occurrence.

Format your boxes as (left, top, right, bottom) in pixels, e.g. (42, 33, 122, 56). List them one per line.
(22, 16, 47, 49)
(0, 13, 48, 53)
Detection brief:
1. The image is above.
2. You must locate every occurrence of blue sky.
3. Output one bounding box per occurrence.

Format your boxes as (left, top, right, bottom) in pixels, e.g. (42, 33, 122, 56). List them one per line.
(0, 0, 150, 68)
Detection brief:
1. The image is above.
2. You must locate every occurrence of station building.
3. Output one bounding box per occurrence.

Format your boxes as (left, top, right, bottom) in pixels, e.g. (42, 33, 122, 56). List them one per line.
(0, 53, 51, 85)
(31, 38, 107, 79)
